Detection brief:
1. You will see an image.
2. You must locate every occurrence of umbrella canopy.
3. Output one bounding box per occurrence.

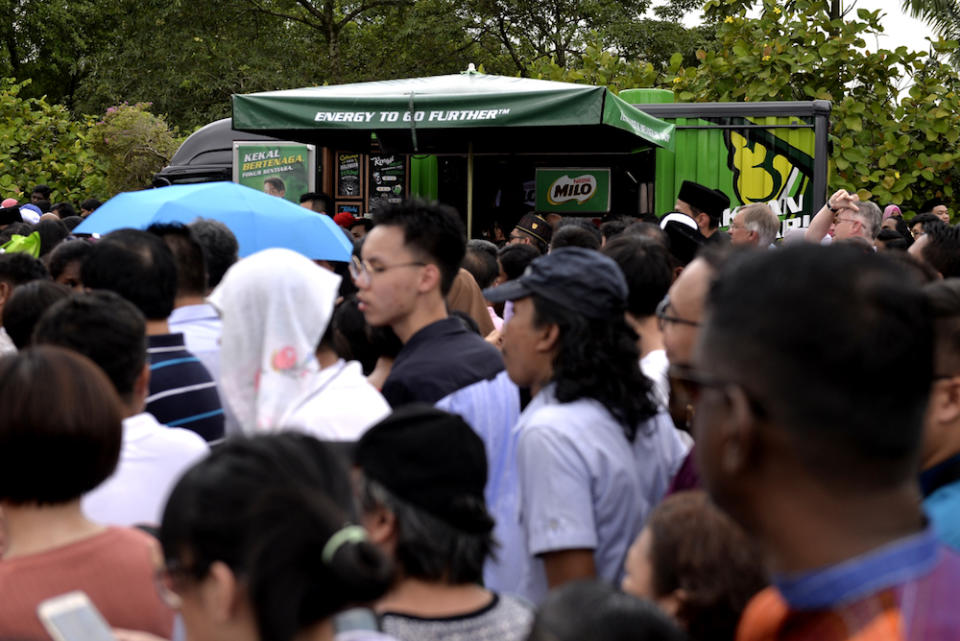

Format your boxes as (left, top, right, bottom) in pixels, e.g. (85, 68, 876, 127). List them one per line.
(231, 71, 674, 154)
(73, 182, 354, 262)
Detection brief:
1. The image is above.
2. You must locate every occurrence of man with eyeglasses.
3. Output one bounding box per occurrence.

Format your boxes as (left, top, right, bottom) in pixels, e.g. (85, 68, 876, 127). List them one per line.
(507, 213, 552, 254)
(353, 199, 522, 594)
(804, 189, 882, 245)
(694, 244, 960, 641)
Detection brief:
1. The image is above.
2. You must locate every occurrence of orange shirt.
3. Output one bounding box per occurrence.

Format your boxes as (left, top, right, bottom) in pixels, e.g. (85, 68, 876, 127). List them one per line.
(0, 527, 174, 640)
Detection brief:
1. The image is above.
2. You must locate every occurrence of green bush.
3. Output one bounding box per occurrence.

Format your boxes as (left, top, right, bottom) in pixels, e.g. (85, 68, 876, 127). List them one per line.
(89, 102, 179, 195)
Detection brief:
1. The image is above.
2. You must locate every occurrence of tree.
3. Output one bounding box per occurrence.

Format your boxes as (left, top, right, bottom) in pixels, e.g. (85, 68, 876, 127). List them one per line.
(668, 0, 960, 211)
(902, 0, 960, 45)
(89, 103, 179, 194)
(0, 79, 105, 202)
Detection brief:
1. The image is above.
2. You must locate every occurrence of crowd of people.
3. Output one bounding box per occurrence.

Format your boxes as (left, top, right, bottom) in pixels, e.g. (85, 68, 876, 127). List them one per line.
(0, 179, 958, 641)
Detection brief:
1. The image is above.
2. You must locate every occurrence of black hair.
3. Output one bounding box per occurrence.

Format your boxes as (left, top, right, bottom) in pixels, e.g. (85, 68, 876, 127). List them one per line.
(550, 225, 601, 251)
(463, 239, 500, 290)
(34, 290, 147, 399)
(372, 199, 466, 296)
(924, 279, 960, 375)
(35, 218, 69, 256)
(34, 199, 51, 213)
(703, 245, 932, 487)
(48, 239, 93, 282)
(876, 228, 908, 251)
(532, 294, 657, 440)
(600, 219, 628, 241)
(325, 297, 377, 373)
(51, 202, 77, 219)
(160, 434, 393, 641)
(624, 221, 670, 247)
(0, 346, 123, 505)
(0, 222, 34, 245)
(81, 228, 177, 320)
(497, 243, 540, 281)
(911, 212, 941, 232)
(359, 477, 494, 585)
(527, 580, 685, 641)
(299, 191, 333, 213)
(31, 184, 51, 198)
(3, 280, 70, 350)
(148, 222, 208, 297)
(189, 218, 239, 290)
(602, 236, 674, 318)
(350, 219, 374, 232)
(264, 177, 285, 193)
(60, 215, 83, 231)
(918, 222, 960, 277)
(0, 251, 49, 285)
(80, 198, 102, 212)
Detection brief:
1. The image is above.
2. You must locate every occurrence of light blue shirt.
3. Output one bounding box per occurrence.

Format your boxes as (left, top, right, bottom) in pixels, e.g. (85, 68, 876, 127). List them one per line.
(436, 369, 523, 595)
(514, 384, 689, 603)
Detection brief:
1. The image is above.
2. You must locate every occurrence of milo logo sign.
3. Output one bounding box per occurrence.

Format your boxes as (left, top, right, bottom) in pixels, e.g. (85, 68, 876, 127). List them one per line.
(535, 168, 610, 214)
(547, 174, 598, 205)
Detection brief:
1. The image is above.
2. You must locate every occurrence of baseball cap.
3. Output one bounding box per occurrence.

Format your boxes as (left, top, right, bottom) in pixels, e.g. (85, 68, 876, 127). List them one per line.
(483, 246, 627, 320)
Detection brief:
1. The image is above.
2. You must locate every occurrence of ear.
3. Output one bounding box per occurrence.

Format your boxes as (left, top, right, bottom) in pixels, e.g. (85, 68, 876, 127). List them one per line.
(534, 321, 560, 355)
(133, 363, 150, 407)
(362, 504, 397, 547)
(0, 280, 11, 307)
(657, 587, 689, 619)
(204, 561, 242, 622)
(716, 385, 760, 476)
(417, 263, 442, 294)
(672, 265, 684, 282)
(929, 377, 960, 426)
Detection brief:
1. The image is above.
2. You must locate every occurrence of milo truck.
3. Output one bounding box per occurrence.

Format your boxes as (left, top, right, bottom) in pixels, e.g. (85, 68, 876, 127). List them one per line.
(155, 90, 830, 236)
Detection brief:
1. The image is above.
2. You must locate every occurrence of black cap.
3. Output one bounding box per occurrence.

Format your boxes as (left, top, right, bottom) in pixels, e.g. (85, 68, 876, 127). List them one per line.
(483, 246, 627, 319)
(659, 212, 705, 266)
(922, 198, 946, 212)
(354, 404, 493, 534)
(514, 213, 553, 245)
(677, 180, 730, 221)
(0, 205, 22, 226)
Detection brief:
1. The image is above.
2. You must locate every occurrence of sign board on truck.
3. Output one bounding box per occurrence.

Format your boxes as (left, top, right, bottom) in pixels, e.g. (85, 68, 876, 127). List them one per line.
(233, 141, 316, 205)
(535, 168, 611, 214)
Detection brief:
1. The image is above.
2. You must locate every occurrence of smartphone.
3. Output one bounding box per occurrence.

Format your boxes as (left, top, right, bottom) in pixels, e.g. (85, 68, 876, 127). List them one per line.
(37, 591, 116, 641)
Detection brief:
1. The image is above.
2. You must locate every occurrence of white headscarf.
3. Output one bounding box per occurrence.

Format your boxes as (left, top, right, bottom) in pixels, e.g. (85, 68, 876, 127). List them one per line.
(208, 248, 341, 432)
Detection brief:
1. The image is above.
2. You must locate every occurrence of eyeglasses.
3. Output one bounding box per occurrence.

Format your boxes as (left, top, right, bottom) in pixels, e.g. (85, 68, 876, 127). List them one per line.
(349, 255, 425, 285)
(655, 295, 701, 331)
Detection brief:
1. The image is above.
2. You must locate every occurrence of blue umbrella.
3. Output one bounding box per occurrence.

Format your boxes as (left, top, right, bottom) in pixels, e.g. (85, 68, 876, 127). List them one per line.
(73, 182, 354, 261)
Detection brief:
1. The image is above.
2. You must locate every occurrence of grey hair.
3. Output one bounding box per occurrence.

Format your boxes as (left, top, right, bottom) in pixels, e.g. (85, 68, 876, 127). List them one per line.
(738, 203, 780, 247)
(853, 201, 882, 240)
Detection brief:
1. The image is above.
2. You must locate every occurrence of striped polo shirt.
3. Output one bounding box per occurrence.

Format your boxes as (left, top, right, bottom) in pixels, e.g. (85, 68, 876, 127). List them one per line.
(146, 333, 224, 442)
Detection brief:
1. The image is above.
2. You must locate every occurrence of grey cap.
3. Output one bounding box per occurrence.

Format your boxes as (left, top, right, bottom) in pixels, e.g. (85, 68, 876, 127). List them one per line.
(483, 247, 628, 319)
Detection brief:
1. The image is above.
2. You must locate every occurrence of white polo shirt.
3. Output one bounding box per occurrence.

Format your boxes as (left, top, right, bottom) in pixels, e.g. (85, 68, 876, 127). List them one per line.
(83, 412, 209, 527)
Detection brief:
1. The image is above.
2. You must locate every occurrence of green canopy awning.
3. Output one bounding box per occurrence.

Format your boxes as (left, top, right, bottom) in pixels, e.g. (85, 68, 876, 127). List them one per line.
(232, 71, 674, 154)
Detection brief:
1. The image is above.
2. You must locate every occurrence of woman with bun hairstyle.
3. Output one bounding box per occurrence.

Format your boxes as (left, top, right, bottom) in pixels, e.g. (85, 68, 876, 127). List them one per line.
(158, 433, 394, 641)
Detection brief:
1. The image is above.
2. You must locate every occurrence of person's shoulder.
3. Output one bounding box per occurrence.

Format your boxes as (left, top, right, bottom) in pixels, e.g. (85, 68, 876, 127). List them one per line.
(149, 424, 210, 454)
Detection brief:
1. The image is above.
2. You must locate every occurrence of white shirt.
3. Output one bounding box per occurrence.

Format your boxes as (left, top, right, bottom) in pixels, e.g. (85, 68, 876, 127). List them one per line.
(280, 359, 391, 440)
(514, 385, 689, 603)
(640, 349, 670, 409)
(83, 412, 209, 526)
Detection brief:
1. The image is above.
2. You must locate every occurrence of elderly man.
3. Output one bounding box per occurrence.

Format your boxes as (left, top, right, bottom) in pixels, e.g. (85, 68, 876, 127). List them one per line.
(805, 189, 881, 244)
(508, 213, 552, 255)
(692, 244, 960, 640)
(729, 203, 779, 248)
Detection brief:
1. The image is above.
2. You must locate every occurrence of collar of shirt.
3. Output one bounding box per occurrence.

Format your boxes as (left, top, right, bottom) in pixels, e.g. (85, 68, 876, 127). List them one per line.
(122, 411, 169, 443)
(147, 332, 187, 349)
(773, 527, 941, 610)
(920, 452, 960, 498)
(169, 303, 220, 325)
(401, 317, 469, 353)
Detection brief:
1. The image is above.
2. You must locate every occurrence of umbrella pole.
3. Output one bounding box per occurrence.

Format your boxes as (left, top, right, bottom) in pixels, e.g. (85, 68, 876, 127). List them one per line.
(467, 141, 474, 238)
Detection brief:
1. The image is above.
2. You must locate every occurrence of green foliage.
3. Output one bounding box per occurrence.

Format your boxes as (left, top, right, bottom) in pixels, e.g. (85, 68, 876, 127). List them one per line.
(0, 78, 105, 203)
(89, 103, 179, 195)
(666, 0, 960, 212)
